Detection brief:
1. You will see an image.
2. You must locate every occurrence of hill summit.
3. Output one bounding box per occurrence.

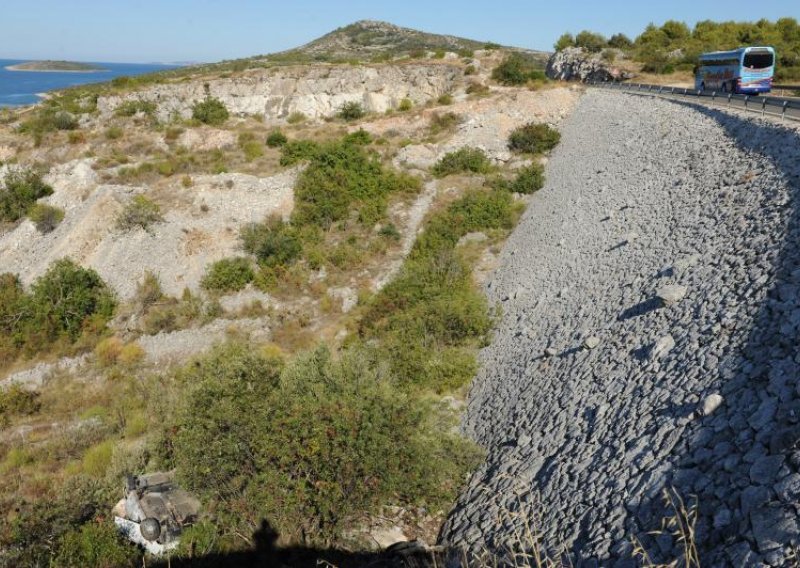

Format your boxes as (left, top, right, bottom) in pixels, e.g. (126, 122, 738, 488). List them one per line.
(280, 19, 491, 60)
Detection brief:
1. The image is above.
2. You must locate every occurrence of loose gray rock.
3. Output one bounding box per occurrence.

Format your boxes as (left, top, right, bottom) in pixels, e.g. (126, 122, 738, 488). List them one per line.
(702, 393, 724, 416)
(584, 336, 601, 350)
(656, 284, 688, 306)
(650, 335, 676, 360)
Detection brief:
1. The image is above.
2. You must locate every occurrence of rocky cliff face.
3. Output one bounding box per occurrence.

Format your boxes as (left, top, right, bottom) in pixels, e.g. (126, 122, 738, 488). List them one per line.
(546, 47, 630, 83)
(96, 63, 462, 122)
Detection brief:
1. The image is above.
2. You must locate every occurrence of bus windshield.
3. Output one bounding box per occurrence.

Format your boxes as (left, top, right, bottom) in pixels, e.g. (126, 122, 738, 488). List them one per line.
(744, 52, 774, 69)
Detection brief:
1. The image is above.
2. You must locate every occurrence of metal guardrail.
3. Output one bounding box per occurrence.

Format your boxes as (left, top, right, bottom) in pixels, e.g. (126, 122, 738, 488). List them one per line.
(590, 81, 800, 123)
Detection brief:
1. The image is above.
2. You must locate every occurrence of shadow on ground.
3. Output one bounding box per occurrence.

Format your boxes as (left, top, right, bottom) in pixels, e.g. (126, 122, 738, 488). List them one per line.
(150, 520, 444, 568)
(632, 97, 800, 565)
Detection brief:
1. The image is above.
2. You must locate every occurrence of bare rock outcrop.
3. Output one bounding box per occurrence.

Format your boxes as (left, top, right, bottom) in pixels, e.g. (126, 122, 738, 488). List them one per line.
(97, 63, 462, 122)
(546, 47, 631, 83)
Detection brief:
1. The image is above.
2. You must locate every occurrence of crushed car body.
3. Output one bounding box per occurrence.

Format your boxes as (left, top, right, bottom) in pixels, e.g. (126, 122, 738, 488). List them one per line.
(112, 471, 201, 555)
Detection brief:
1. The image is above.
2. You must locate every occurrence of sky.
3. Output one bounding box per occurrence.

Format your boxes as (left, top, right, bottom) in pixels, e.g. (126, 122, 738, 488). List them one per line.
(0, 0, 797, 63)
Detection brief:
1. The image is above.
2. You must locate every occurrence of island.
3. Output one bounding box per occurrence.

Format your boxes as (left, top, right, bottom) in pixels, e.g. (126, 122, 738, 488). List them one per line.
(5, 60, 108, 72)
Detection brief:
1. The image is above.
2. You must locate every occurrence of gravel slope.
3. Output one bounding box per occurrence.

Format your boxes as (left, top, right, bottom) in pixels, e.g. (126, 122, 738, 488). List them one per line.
(442, 90, 800, 566)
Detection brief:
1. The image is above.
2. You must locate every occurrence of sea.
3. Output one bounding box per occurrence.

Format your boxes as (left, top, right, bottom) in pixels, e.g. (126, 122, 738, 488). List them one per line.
(0, 59, 182, 107)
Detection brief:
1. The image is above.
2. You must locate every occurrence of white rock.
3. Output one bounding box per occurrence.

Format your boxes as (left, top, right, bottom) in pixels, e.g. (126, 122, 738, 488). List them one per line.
(656, 284, 688, 306)
(650, 335, 676, 360)
(702, 393, 724, 416)
(584, 336, 601, 350)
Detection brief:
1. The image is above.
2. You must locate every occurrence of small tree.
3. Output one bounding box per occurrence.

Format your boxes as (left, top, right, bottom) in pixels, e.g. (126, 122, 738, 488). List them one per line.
(337, 101, 366, 121)
(575, 30, 608, 53)
(491, 53, 546, 85)
(191, 97, 229, 126)
(116, 195, 164, 232)
(608, 33, 633, 50)
(554, 33, 576, 51)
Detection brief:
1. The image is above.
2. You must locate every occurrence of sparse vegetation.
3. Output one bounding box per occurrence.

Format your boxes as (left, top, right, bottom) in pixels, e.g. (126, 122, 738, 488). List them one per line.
(114, 99, 157, 117)
(432, 147, 494, 177)
(508, 122, 561, 154)
(491, 53, 547, 85)
(398, 97, 413, 111)
(115, 195, 163, 232)
(437, 93, 454, 105)
(428, 111, 461, 135)
(286, 111, 307, 124)
(191, 96, 230, 125)
(465, 82, 490, 96)
(28, 203, 65, 233)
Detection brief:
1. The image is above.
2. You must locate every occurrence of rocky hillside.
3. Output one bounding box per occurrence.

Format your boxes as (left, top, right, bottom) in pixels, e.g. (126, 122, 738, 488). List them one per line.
(442, 90, 800, 566)
(96, 63, 463, 122)
(285, 20, 488, 60)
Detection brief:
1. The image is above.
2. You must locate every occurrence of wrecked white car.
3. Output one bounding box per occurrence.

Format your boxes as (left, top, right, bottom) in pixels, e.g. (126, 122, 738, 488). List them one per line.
(112, 472, 200, 555)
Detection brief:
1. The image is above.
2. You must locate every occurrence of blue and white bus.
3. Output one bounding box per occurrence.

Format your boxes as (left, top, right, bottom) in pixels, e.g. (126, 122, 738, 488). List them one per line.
(695, 46, 775, 94)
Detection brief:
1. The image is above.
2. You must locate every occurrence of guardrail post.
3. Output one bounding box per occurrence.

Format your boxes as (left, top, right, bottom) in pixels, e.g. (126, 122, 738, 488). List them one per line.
(744, 95, 749, 110)
(762, 97, 767, 116)
(783, 101, 788, 121)
(728, 93, 732, 105)
(712, 91, 716, 101)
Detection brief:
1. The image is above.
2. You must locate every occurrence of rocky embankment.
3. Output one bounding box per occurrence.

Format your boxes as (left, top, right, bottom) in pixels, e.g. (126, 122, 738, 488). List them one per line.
(96, 63, 461, 121)
(442, 90, 800, 566)
(546, 47, 631, 83)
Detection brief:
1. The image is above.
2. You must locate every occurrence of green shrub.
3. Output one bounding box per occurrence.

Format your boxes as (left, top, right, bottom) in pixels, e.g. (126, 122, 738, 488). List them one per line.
(337, 101, 366, 121)
(53, 520, 137, 568)
(507, 122, 561, 154)
(191, 96, 229, 126)
(29, 259, 116, 342)
(464, 65, 477, 76)
(398, 98, 413, 111)
(491, 53, 546, 85)
(293, 138, 420, 228)
(241, 140, 264, 161)
(437, 93, 454, 105)
(201, 257, 255, 292)
(429, 112, 461, 135)
(509, 163, 545, 194)
(465, 82, 489, 96)
(240, 216, 303, 267)
(28, 203, 65, 233)
(266, 129, 288, 148)
(167, 343, 482, 543)
(114, 99, 156, 117)
(0, 169, 54, 223)
(116, 195, 163, 232)
(378, 223, 401, 240)
(0, 385, 41, 427)
(53, 112, 78, 131)
(279, 139, 320, 166)
(414, 189, 516, 258)
(342, 128, 372, 146)
(104, 126, 123, 140)
(601, 49, 617, 63)
(432, 147, 493, 177)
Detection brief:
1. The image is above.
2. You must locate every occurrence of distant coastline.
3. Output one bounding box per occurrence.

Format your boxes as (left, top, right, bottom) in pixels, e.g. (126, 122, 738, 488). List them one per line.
(5, 60, 109, 73)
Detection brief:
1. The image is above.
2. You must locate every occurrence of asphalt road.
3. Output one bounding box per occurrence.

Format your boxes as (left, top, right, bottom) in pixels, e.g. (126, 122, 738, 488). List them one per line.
(595, 82, 800, 122)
